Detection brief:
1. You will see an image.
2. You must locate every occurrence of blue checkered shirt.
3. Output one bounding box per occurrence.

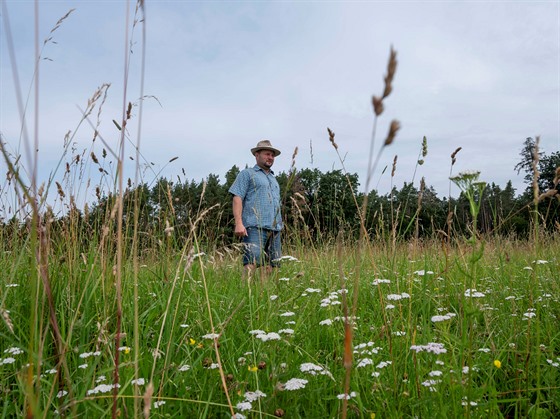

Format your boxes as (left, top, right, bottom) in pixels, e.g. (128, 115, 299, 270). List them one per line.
(229, 165, 283, 231)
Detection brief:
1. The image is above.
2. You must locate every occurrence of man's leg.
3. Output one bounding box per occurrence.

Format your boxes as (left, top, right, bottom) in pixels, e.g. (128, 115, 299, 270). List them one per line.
(263, 230, 281, 280)
(242, 228, 265, 281)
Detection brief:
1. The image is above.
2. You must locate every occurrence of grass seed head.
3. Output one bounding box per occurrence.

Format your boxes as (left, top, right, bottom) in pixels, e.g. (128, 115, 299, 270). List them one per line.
(327, 127, 338, 150)
(391, 155, 398, 177)
(451, 147, 462, 165)
(384, 120, 400, 146)
(372, 95, 384, 116)
(382, 47, 398, 99)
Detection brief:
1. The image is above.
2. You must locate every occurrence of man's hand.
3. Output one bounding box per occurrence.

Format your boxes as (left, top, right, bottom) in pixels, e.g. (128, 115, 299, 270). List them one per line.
(234, 223, 248, 237)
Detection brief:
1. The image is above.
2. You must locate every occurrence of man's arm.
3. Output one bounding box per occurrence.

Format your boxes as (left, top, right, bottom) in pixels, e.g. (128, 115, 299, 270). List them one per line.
(232, 195, 247, 237)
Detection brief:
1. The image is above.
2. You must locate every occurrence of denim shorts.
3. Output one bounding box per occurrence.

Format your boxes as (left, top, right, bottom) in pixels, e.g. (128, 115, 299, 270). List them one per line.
(242, 227, 282, 267)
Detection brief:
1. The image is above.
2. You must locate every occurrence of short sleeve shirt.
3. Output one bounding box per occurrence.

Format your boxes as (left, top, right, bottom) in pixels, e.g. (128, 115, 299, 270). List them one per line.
(229, 165, 283, 231)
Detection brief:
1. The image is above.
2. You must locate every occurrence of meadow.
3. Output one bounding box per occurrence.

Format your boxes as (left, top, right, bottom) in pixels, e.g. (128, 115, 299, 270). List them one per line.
(0, 221, 559, 418)
(1, 4, 559, 417)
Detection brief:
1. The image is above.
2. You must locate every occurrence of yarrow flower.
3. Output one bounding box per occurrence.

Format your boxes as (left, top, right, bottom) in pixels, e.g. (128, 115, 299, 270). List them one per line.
(300, 363, 324, 375)
(319, 319, 333, 326)
(357, 358, 373, 368)
(431, 313, 456, 322)
(546, 358, 560, 367)
(87, 383, 120, 396)
(410, 342, 447, 354)
(386, 293, 411, 301)
(79, 351, 102, 359)
(413, 270, 434, 276)
(131, 378, 145, 385)
(283, 378, 308, 390)
(376, 361, 392, 369)
(337, 391, 357, 400)
(320, 292, 341, 307)
(236, 401, 252, 412)
(464, 289, 485, 298)
(178, 365, 191, 372)
(279, 312, 295, 317)
(372, 278, 391, 285)
(153, 400, 166, 408)
(255, 332, 281, 342)
(202, 333, 220, 340)
(421, 379, 441, 391)
(243, 390, 266, 402)
(4, 347, 23, 355)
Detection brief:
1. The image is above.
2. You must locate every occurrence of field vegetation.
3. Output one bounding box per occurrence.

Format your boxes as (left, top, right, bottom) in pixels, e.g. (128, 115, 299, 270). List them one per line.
(1, 3, 559, 418)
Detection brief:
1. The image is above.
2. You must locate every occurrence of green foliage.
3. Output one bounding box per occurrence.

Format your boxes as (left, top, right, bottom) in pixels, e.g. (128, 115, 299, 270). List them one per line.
(0, 235, 559, 417)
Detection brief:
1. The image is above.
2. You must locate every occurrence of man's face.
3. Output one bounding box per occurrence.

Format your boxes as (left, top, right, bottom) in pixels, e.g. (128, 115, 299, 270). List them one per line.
(255, 150, 275, 170)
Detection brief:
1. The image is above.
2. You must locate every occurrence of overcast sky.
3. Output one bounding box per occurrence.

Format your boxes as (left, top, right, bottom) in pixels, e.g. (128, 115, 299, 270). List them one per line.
(1, 0, 559, 212)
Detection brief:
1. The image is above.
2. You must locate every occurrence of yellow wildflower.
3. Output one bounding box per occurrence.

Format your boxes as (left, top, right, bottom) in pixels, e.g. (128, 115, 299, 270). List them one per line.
(493, 360, 502, 369)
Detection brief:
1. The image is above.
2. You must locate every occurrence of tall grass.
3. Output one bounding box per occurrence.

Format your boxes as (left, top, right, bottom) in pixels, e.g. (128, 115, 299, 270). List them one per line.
(1, 3, 559, 418)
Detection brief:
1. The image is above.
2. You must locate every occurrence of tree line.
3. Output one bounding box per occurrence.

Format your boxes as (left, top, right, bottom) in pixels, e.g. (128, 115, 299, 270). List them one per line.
(1, 138, 558, 252)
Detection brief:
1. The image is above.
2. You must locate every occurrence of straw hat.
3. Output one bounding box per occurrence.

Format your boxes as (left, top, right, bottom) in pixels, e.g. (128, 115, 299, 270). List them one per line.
(251, 139, 281, 157)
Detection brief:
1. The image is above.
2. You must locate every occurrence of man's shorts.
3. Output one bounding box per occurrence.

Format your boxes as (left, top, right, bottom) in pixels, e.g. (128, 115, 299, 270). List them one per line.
(242, 227, 281, 267)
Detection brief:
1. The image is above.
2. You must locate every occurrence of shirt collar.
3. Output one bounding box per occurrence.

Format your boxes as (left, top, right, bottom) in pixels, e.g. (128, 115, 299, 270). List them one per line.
(252, 164, 274, 175)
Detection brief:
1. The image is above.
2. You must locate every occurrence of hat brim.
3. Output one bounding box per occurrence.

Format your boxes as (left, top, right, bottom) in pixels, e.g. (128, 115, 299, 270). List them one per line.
(251, 147, 281, 157)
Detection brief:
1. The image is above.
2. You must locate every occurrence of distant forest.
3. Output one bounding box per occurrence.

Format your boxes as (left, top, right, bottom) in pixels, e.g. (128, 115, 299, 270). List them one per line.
(2, 138, 558, 250)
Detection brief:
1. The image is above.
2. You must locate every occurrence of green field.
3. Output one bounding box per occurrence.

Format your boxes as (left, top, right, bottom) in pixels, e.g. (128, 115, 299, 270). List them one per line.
(0, 230, 558, 418)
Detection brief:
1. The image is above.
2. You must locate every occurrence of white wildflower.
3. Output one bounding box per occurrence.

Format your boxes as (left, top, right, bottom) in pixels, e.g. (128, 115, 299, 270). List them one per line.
(357, 358, 373, 368)
(202, 333, 220, 339)
(464, 289, 485, 298)
(284, 378, 308, 390)
(87, 383, 120, 395)
(244, 390, 266, 402)
(372, 278, 391, 285)
(337, 391, 357, 400)
(255, 332, 281, 342)
(300, 363, 324, 375)
(56, 390, 68, 398)
(236, 401, 252, 412)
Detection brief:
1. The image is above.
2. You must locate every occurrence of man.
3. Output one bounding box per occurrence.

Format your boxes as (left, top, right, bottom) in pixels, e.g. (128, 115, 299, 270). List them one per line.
(229, 140, 283, 277)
